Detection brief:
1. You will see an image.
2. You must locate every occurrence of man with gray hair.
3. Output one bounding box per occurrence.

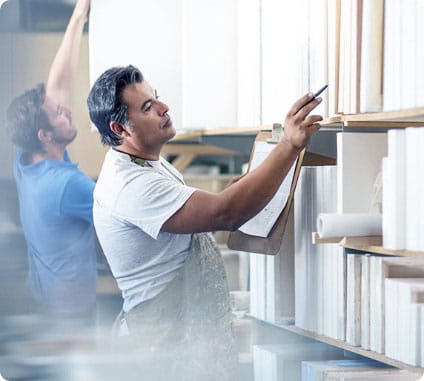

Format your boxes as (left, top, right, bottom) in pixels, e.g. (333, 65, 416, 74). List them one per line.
(88, 63, 322, 379)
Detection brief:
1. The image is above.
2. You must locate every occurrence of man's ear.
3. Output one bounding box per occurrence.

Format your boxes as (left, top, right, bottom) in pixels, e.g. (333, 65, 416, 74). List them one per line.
(37, 129, 52, 144)
(110, 121, 130, 138)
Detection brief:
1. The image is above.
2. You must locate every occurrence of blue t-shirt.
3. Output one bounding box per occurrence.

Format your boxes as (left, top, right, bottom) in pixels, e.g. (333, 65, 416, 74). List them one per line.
(14, 150, 97, 313)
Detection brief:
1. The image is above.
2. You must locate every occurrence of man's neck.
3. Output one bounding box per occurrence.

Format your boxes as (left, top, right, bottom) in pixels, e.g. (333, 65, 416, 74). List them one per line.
(30, 145, 66, 164)
(114, 145, 161, 161)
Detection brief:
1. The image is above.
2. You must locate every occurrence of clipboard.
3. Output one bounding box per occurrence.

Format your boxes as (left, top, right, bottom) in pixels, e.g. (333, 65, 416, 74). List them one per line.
(227, 125, 336, 255)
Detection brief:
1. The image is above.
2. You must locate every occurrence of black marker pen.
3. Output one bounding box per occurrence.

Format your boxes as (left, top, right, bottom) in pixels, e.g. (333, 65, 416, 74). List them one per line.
(303, 84, 328, 107)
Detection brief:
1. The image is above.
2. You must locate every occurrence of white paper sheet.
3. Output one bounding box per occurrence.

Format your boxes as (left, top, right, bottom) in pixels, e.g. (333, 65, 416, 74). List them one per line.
(238, 142, 296, 238)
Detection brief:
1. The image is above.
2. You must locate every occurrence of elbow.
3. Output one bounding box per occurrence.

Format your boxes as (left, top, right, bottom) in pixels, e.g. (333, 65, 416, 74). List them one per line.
(226, 219, 241, 232)
(210, 193, 246, 232)
(214, 211, 244, 232)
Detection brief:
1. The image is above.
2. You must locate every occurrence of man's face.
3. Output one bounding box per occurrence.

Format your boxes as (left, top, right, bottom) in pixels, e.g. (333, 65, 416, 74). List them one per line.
(41, 96, 77, 145)
(122, 81, 175, 150)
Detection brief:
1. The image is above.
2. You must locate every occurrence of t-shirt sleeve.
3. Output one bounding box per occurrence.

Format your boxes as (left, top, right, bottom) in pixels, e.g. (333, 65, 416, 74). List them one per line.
(114, 171, 196, 239)
(60, 171, 95, 223)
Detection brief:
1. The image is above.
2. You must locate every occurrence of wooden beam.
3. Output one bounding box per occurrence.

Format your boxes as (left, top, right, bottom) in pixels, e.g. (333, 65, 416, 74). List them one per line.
(172, 153, 196, 172)
(163, 144, 242, 156)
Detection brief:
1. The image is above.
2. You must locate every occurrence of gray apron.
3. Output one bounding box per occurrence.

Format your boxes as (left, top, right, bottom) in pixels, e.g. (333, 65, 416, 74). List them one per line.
(116, 153, 238, 381)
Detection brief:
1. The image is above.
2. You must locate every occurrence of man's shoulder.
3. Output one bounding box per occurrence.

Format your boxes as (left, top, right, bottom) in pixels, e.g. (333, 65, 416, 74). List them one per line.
(97, 149, 156, 189)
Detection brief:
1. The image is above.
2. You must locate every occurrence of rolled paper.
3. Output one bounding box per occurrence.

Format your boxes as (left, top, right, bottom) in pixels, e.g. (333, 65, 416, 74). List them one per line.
(317, 213, 382, 238)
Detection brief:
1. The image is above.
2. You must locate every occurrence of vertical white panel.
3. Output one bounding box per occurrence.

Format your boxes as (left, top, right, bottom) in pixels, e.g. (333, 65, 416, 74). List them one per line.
(346, 254, 362, 346)
(327, 0, 340, 116)
(261, 0, 309, 125)
(384, 129, 406, 250)
(360, 0, 384, 112)
(361, 254, 371, 350)
(415, 0, 424, 107)
(405, 128, 420, 251)
(236, 0, 261, 126)
(336, 132, 387, 213)
(182, 0, 237, 130)
(383, 0, 402, 111)
(400, 0, 416, 109)
(309, 0, 328, 117)
(90, 0, 183, 130)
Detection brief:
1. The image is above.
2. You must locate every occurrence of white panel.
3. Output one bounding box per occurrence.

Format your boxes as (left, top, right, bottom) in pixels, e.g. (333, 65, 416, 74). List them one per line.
(336, 133, 387, 213)
(346, 254, 361, 346)
(309, 0, 328, 117)
(261, 0, 309, 125)
(266, 210, 294, 323)
(360, 0, 384, 112)
(182, 0, 237, 130)
(415, 0, 424, 107)
(383, 130, 406, 250)
(90, 0, 183, 131)
(405, 128, 421, 251)
(236, 0, 261, 126)
(383, 0, 402, 111)
(361, 254, 371, 350)
(400, 0, 416, 109)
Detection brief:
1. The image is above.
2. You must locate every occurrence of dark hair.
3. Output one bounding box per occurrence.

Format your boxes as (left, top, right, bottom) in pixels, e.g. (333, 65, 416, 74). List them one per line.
(5, 84, 52, 153)
(87, 65, 144, 146)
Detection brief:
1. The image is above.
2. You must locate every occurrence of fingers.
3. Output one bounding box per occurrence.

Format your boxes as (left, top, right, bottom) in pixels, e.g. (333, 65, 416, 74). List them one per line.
(306, 123, 321, 135)
(286, 92, 314, 117)
(302, 114, 323, 127)
(296, 97, 323, 120)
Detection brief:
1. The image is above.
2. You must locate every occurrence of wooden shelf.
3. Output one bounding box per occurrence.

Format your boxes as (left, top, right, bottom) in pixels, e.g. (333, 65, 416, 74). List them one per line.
(162, 143, 242, 156)
(343, 107, 424, 123)
(323, 108, 424, 128)
(173, 110, 424, 140)
(172, 126, 265, 141)
(312, 233, 424, 258)
(253, 319, 424, 375)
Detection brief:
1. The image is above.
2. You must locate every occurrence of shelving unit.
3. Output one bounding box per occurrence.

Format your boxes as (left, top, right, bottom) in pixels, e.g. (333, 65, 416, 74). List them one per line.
(251, 317, 423, 375)
(246, 109, 424, 375)
(168, 110, 424, 375)
(296, 114, 424, 375)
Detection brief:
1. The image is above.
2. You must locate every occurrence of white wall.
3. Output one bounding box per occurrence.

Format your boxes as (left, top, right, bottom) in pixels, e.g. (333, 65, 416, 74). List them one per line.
(90, 0, 239, 133)
(261, 0, 309, 125)
(90, 0, 183, 131)
(182, 0, 237, 131)
(89, 0, 325, 132)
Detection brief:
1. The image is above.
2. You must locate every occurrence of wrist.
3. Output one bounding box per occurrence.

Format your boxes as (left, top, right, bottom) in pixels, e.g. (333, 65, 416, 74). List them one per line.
(72, 8, 89, 24)
(279, 135, 303, 155)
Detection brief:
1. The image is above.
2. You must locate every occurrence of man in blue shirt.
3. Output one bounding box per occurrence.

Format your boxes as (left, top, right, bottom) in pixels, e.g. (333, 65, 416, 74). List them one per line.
(5, 0, 97, 323)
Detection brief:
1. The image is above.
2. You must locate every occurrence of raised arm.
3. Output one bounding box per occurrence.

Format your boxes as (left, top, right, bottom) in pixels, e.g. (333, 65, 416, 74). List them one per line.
(162, 93, 323, 234)
(45, 0, 90, 105)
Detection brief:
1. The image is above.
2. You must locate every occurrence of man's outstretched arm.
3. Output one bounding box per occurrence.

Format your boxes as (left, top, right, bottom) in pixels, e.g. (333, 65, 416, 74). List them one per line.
(45, 0, 90, 105)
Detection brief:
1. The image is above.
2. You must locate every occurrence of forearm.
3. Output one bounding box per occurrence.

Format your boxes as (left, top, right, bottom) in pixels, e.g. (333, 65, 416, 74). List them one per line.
(45, 4, 88, 104)
(162, 93, 321, 235)
(219, 139, 301, 230)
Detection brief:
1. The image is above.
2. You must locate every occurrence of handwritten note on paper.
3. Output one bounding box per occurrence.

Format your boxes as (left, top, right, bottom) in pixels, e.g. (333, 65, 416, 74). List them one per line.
(238, 141, 296, 238)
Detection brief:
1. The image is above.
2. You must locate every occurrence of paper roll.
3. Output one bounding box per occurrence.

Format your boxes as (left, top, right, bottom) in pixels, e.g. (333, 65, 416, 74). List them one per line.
(317, 213, 382, 238)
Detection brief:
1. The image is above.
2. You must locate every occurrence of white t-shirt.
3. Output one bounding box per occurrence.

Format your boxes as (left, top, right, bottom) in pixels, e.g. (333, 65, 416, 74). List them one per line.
(94, 149, 196, 312)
